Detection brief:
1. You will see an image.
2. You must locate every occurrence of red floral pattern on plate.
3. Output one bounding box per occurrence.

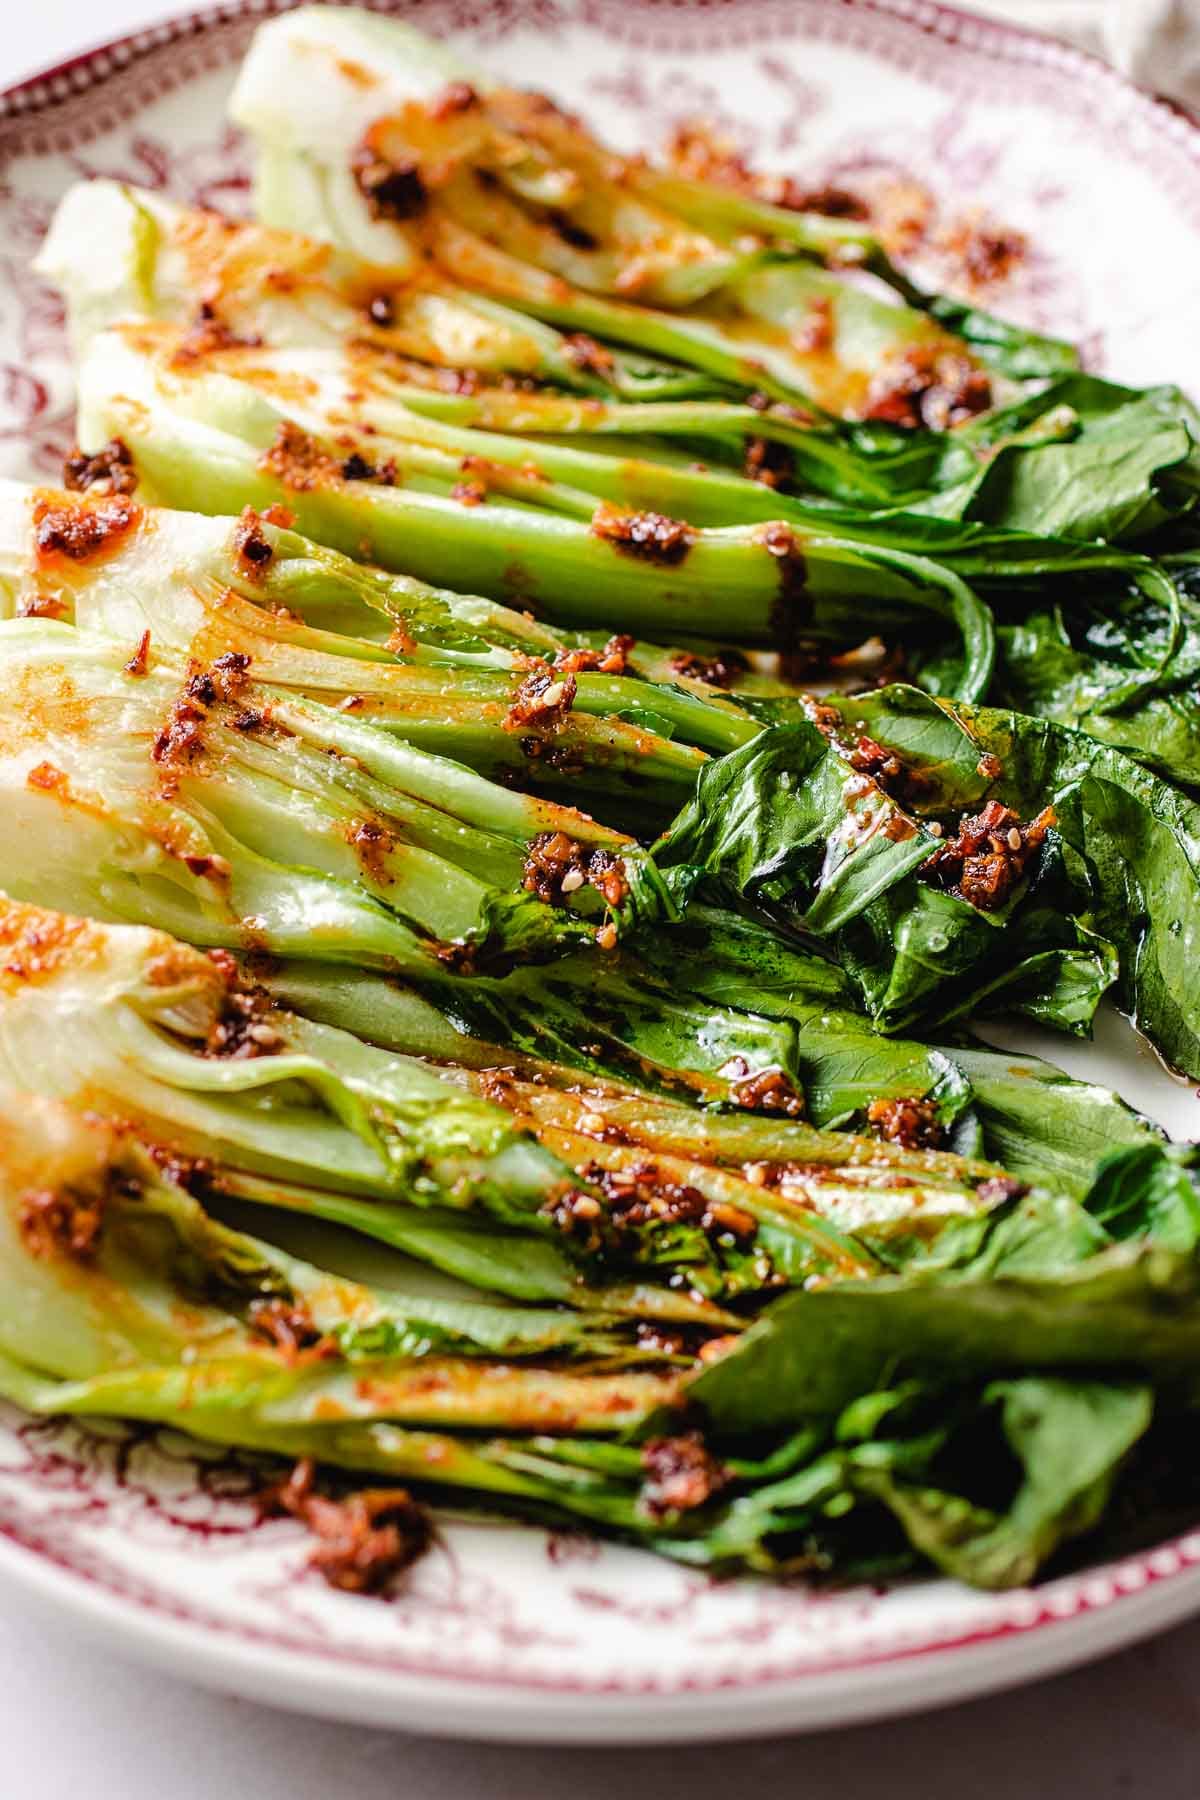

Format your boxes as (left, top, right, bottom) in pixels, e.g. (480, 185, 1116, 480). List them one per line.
(0, 0, 1199, 1732)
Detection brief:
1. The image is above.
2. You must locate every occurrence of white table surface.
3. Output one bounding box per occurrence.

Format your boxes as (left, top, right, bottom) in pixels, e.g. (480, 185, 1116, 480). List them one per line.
(5, 2, 1200, 1794)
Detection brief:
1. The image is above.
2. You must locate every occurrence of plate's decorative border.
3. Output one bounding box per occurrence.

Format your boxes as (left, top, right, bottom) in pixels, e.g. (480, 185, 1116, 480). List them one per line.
(2, 0, 1200, 207)
(5, 1477, 1200, 1694)
(1, 0, 1200, 1706)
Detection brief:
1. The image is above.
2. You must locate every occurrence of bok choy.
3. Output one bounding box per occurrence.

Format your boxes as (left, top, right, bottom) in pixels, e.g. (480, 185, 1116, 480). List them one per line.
(5, 0, 1200, 1598)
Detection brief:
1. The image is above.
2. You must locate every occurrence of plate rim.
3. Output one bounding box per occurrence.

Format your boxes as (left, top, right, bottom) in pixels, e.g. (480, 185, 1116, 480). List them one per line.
(2, 0, 1200, 149)
(7, 1467, 1200, 1702)
(4, 1513, 1200, 1741)
(2, 0, 1200, 1738)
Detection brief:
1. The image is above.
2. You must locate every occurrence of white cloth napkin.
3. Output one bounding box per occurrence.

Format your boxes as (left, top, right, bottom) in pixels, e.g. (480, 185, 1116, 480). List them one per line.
(979, 0, 1200, 108)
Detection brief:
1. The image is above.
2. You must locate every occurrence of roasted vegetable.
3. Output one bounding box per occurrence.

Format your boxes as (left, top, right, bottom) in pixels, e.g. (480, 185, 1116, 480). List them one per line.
(4, 2, 1200, 1597)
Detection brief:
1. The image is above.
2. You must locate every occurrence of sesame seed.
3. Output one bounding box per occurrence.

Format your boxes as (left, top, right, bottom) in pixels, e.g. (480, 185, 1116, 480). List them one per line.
(927, 820, 944, 838)
(1007, 827, 1022, 850)
(541, 681, 567, 708)
(560, 867, 585, 893)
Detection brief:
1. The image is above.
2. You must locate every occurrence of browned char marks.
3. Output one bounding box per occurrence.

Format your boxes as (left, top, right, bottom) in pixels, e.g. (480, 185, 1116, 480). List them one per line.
(347, 816, 396, 886)
(730, 1067, 806, 1119)
(352, 144, 428, 221)
(864, 345, 991, 432)
(865, 1095, 944, 1151)
(62, 438, 137, 497)
(18, 1182, 107, 1261)
(232, 506, 275, 577)
(521, 831, 629, 908)
(258, 422, 340, 493)
(262, 1458, 433, 1595)
(590, 502, 694, 566)
(639, 1431, 728, 1519)
(504, 665, 577, 733)
(33, 492, 141, 564)
(922, 799, 1056, 913)
(248, 1297, 336, 1362)
(669, 647, 749, 689)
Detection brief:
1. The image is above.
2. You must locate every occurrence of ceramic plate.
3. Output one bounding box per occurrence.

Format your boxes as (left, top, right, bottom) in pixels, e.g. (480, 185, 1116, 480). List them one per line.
(2, 0, 1200, 1745)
